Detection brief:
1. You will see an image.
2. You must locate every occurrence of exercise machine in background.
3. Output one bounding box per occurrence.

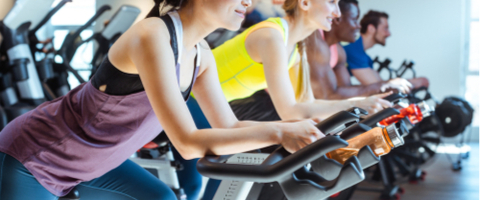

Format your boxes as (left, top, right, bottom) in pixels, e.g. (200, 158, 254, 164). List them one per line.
(0, 0, 55, 126)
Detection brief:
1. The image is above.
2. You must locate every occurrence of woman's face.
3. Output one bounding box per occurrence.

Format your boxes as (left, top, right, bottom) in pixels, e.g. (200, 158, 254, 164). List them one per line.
(200, 0, 252, 30)
(307, 0, 341, 31)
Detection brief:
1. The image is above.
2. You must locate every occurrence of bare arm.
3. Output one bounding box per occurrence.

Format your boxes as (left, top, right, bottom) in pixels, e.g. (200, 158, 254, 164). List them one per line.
(246, 28, 389, 120)
(351, 67, 383, 85)
(192, 41, 265, 129)
(127, 21, 321, 159)
(305, 32, 383, 99)
(408, 77, 430, 89)
(349, 63, 413, 93)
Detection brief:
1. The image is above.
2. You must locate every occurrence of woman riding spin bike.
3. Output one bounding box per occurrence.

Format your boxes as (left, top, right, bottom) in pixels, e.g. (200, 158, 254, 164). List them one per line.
(192, 0, 392, 199)
(0, 1, 324, 199)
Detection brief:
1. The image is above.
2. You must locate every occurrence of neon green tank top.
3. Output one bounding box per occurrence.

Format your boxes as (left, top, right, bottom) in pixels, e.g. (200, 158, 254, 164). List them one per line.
(213, 17, 298, 102)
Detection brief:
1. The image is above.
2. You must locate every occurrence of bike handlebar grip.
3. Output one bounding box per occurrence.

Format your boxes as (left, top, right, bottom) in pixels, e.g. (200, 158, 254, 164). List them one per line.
(196, 136, 347, 182)
(339, 123, 372, 140)
(360, 108, 400, 128)
(383, 93, 407, 103)
(315, 111, 360, 135)
(384, 58, 391, 65)
(346, 107, 369, 116)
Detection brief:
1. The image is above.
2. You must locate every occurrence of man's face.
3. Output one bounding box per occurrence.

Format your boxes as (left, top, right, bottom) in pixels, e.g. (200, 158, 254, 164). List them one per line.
(335, 3, 361, 43)
(374, 17, 391, 46)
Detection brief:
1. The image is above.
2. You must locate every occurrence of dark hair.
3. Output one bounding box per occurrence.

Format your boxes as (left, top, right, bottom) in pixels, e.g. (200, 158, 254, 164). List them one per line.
(360, 10, 389, 34)
(146, 0, 188, 18)
(338, 0, 358, 14)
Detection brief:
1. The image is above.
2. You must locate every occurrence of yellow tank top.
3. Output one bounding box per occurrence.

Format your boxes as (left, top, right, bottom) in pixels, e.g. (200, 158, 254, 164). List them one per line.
(213, 18, 298, 102)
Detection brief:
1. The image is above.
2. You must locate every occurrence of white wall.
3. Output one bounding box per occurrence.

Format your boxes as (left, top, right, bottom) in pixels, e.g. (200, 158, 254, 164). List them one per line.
(357, 0, 470, 101)
(95, 0, 154, 32)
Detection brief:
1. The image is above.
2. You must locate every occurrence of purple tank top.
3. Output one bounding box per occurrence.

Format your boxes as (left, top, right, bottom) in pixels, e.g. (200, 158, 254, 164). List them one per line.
(0, 11, 201, 196)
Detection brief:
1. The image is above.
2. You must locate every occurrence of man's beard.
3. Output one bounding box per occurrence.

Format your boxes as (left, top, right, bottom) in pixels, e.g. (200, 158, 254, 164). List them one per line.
(374, 31, 386, 46)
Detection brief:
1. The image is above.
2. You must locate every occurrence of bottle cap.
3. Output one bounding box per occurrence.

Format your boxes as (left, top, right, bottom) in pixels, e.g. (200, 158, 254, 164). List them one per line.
(386, 124, 405, 147)
(417, 101, 432, 118)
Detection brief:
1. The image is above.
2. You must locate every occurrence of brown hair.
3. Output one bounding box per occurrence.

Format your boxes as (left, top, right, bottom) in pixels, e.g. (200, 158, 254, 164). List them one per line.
(360, 10, 389, 34)
(283, 0, 298, 17)
(146, 0, 189, 18)
(283, 0, 314, 102)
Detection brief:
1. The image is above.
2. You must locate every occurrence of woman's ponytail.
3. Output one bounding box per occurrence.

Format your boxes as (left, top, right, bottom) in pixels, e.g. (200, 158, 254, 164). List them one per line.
(293, 40, 314, 102)
(146, 0, 186, 18)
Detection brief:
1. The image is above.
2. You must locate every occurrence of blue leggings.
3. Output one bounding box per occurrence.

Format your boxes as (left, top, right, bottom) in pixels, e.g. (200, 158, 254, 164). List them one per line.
(185, 98, 222, 200)
(172, 147, 202, 200)
(0, 98, 222, 200)
(0, 152, 176, 200)
(0, 99, 209, 200)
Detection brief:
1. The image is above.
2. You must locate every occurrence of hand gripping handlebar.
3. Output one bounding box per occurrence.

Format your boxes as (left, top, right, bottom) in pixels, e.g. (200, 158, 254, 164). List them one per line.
(383, 93, 407, 104)
(196, 110, 368, 200)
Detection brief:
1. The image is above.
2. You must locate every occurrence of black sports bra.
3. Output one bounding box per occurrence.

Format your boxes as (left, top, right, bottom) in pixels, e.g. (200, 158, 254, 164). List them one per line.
(91, 13, 199, 100)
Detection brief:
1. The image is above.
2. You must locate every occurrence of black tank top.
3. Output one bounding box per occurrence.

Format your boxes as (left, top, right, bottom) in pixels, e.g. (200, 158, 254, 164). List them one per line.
(91, 13, 198, 99)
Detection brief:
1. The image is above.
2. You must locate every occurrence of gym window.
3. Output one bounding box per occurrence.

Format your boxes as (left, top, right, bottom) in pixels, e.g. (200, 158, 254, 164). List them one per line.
(50, 0, 96, 88)
(466, 0, 479, 128)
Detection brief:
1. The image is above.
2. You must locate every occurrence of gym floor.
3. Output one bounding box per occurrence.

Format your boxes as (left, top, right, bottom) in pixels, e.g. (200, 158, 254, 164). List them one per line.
(351, 142, 479, 200)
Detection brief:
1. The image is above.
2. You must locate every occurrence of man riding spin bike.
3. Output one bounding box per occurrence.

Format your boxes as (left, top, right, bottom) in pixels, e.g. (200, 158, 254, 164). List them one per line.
(305, 0, 417, 100)
(343, 10, 429, 90)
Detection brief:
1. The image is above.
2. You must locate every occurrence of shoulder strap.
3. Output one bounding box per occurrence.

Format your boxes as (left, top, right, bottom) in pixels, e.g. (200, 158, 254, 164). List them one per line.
(195, 44, 201, 67)
(148, 14, 179, 65)
(279, 18, 289, 46)
(244, 19, 285, 44)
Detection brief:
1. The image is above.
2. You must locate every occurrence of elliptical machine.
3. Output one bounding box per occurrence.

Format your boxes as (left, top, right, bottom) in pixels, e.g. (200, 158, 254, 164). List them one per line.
(44, 5, 113, 98)
(49, 4, 140, 95)
(0, 0, 54, 123)
(26, 0, 71, 101)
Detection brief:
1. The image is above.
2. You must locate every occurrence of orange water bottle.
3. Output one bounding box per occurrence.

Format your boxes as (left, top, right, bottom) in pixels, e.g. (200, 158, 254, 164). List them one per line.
(326, 124, 404, 164)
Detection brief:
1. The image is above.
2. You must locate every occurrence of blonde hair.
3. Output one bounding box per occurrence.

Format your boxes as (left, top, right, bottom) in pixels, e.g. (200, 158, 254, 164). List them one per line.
(284, 0, 314, 102)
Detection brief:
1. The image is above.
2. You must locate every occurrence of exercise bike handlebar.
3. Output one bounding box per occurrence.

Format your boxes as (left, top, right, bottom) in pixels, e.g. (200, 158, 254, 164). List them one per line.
(316, 110, 360, 134)
(355, 93, 404, 127)
(360, 108, 400, 128)
(196, 110, 360, 182)
(374, 57, 394, 79)
(197, 136, 348, 182)
(383, 93, 407, 103)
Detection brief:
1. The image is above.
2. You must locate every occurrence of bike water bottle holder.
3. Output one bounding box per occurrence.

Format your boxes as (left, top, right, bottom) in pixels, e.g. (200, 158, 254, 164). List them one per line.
(311, 122, 381, 180)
